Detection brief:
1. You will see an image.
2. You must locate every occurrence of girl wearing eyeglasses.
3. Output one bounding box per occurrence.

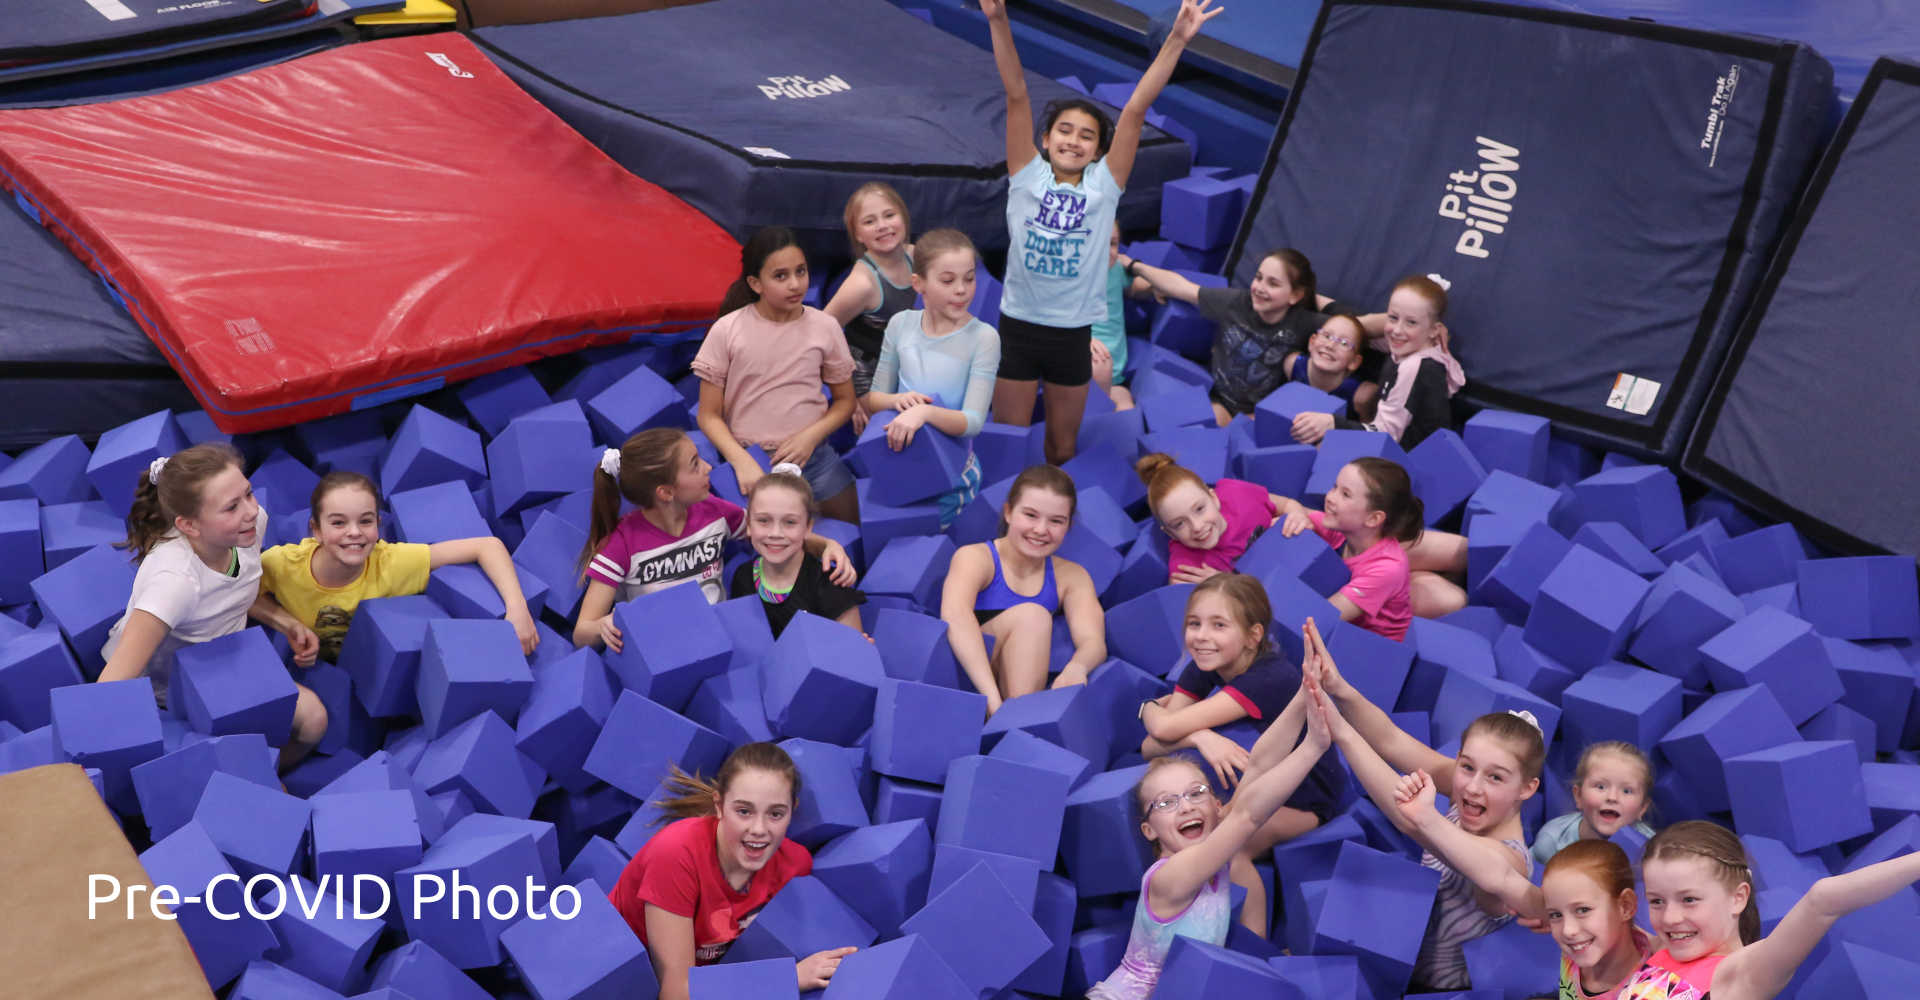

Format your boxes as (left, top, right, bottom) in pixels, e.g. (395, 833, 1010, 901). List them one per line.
(1086, 665, 1334, 1000)
(1283, 313, 1378, 418)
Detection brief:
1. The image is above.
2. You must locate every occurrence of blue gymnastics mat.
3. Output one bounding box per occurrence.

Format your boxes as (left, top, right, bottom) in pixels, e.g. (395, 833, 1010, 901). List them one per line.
(471, 0, 1193, 254)
(1228, 0, 1833, 461)
(1534, 0, 1920, 106)
(0, 189, 195, 448)
(1015, 0, 1317, 91)
(0, 0, 400, 90)
(0, 0, 307, 63)
(1685, 58, 1920, 557)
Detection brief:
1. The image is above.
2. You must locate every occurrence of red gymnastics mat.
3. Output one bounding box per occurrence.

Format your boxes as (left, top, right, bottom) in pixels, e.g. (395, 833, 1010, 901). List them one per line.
(0, 34, 738, 433)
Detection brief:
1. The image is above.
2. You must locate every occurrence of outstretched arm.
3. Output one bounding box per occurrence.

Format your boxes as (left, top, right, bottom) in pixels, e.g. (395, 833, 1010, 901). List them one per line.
(982, 0, 1038, 175)
(1304, 619, 1456, 793)
(1116, 254, 1203, 306)
(430, 537, 538, 654)
(1106, 0, 1223, 187)
(1718, 850, 1920, 1000)
(1395, 769, 1545, 920)
(1147, 689, 1330, 917)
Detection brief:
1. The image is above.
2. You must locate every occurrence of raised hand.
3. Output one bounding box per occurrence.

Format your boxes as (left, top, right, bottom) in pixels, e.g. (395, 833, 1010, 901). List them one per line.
(1170, 0, 1225, 44)
(1394, 769, 1438, 824)
(979, 0, 1007, 20)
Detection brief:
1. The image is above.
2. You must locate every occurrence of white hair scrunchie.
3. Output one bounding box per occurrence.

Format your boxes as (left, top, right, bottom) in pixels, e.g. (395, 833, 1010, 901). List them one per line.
(1426, 272, 1453, 292)
(1506, 708, 1542, 733)
(769, 462, 805, 478)
(598, 448, 622, 478)
(148, 456, 170, 485)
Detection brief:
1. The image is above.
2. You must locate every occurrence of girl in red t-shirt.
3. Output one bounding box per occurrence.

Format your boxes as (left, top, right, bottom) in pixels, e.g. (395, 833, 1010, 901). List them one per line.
(608, 743, 859, 998)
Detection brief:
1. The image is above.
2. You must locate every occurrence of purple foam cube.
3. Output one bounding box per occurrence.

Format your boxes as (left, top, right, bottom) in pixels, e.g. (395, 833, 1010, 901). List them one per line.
(138, 821, 278, 988)
(500, 877, 658, 999)
(870, 678, 986, 784)
(762, 611, 885, 745)
(584, 689, 727, 800)
(821, 933, 973, 1000)
(30, 542, 134, 673)
(0, 629, 82, 731)
(86, 411, 191, 518)
(1699, 607, 1844, 725)
(457, 366, 551, 437)
(230, 961, 349, 1000)
(1470, 519, 1571, 615)
(514, 646, 614, 792)
(1572, 521, 1666, 577)
(585, 362, 690, 443)
(416, 618, 534, 738)
(131, 732, 277, 838)
(380, 405, 486, 497)
(1490, 631, 1576, 704)
(863, 535, 956, 611)
(1104, 584, 1192, 676)
(1462, 409, 1549, 483)
(1559, 662, 1683, 757)
(686, 664, 774, 747)
(1629, 562, 1746, 689)
(487, 400, 593, 517)
(856, 410, 971, 506)
(1829, 638, 1915, 754)
(1570, 465, 1686, 548)
(1060, 764, 1153, 896)
(1405, 428, 1487, 525)
(1311, 841, 1440, 997)
(170, 627, 298, 743)
(0, 498, 42, 605)
(1797, 556, 1920, 641)
(1238, 524, 1351, 598)
(1658, 687, 1801, 813)
(366, 941, 492, 1000)
(1234, 444, 1317, 500)
(389, 480, 491, 545)
(854, 481, 942, 576)
(811, 819, 934, 937)
(1255, 383, 1344, 448)
(311, 788, 423, 881)
(1725, 741, 1873, 852)
(780, 737, 870, 849)
(396, 826, 548, 969)
(724, 874, 877, 964)
(1154, 936, 1292, 999)
(194, 769, 312, 879)
(0, 434, 92, 505)
(605, 581, 732, 711)
(1523, 544, 1653, 669)
(1159, 173, 1247, 251)
(1465, 470, 1560, 534)
(49, 677, 162, 811)
(1708, 522, 1807, 594)
(337, 594, 448, 718)
(413, 711, 542, 819)
(690, 958, 797, 1000)
(899, 862, 1052, 996)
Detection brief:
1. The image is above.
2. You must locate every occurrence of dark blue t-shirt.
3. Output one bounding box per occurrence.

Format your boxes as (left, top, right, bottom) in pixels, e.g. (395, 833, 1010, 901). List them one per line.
(1175, 651, 1349, 821)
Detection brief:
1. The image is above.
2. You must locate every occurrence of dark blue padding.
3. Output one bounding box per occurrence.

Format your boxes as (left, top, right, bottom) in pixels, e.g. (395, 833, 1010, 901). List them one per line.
(1227, 0, 1832, 460)
(0, 0, 307, 63)
(1519, 0, 1919, 105)
(0, 0, 396, 90)
(0, 196, 193, 448)
(1685, 59, 1920, 558)
(469, 0, 1191, 253)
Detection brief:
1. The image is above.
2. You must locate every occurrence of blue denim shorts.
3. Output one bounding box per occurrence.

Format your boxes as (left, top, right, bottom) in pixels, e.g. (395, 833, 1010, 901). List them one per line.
(800, 441, 856, 501)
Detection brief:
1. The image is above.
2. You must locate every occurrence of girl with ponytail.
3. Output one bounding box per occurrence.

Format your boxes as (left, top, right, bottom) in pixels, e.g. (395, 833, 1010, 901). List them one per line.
(1625, 822, 1920, 999)
(608, 742, 860, 999)
(100, 443, 328, 769)
(572, 429, 853, 652)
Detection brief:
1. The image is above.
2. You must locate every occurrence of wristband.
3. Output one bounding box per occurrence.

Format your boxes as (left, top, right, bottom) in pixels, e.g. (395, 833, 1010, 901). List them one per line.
(1138, 698, 1155, 720)
(1124, 259, 1139, 279)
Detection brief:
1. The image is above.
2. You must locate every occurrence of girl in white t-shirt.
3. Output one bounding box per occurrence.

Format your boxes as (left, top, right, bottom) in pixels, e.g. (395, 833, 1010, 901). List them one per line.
(99, 443, 327, 769)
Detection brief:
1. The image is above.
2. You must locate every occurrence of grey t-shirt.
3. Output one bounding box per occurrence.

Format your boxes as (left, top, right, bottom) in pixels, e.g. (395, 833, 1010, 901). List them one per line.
(1196, 286, 1329, 415)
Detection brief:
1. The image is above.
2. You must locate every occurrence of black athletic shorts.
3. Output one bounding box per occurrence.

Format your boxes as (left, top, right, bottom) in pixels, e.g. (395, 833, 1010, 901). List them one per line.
(996, 314, 1093, 387)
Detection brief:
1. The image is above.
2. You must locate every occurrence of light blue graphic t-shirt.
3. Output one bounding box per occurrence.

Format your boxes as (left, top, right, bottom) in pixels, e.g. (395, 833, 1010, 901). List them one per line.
(1000, 155, 1123, 328)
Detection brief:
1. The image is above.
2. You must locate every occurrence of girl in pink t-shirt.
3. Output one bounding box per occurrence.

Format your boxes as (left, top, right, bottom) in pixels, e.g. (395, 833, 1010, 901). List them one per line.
(694, 226, 861, 524)
(1138, 453, 1468, 621)
(1276, 457, 1423, 640)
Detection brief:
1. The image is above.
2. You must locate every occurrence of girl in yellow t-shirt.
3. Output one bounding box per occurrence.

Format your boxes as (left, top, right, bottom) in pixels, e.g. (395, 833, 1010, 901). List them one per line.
(258, 471, 538, 663)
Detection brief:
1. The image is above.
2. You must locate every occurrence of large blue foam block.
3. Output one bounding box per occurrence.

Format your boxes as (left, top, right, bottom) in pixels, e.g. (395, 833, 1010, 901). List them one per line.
(499, 877, 657, 1000)
(1658, 687, 1801, 814)
(899, 862, 1052, 997)
(605, 582, 732, 712)
(514, 646, 615, 793)
(1060, 764, 1152, 897)
(820, 933, 973, 1000)
(1725, 741, 1873, 852)
(31, 542, 134, 673)
(870, 678, 985, 784)
(1522, 544, 1652, 669)
(1698, 606, 1844, 725)
(1462, 410, 1549, 483)
(487, 400, 593, 517)
(1796, 556, 1920, 641)
(412, 711, 542, 819)
(762, 611, 885, 745)
(584, 689, 728, 801)
(1629, 563, 1746, 689)
(811, 819, 934, 937)
(415, 618, 535, 738)
(856, 410, 971, 506)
